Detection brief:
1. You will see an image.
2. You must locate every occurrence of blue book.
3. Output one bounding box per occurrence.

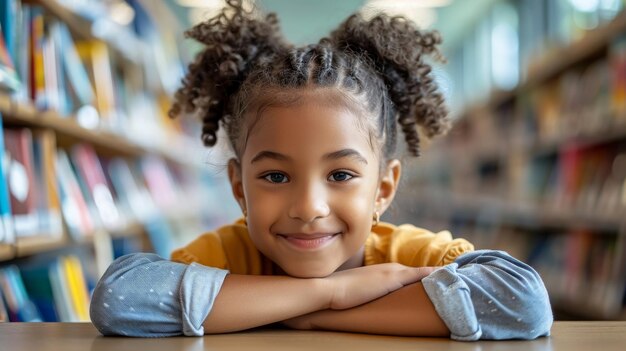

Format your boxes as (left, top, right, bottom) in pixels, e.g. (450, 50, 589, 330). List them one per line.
(0, 265, 42, 322)
(0, 0, 18, 61)
(0, 22, 21, 93)
(19, 258, 61, 322)
(0, 286, 8, 321)
(0, 114, 15, 245)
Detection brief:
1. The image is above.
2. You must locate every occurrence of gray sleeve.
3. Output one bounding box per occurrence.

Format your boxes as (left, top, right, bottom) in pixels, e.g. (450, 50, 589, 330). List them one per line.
(89, 253, 229, 337)
(422, 250, 553, 341)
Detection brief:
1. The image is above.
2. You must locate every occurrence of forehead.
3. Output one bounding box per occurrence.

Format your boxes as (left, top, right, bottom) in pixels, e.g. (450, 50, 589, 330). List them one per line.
(243, 92, 377, 163)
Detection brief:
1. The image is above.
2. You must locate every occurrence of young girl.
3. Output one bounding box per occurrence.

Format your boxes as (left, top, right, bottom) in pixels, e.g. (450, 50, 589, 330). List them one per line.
(90, 0, 552, 340)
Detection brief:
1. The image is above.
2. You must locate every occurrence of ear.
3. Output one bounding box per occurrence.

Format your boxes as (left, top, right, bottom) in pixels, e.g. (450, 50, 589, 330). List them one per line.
(227, 158, 246, 214)
(375, 159, 401, 214)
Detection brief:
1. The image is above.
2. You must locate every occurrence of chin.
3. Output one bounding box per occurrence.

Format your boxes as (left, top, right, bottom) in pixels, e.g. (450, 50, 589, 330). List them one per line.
(281, 264, 336, 279)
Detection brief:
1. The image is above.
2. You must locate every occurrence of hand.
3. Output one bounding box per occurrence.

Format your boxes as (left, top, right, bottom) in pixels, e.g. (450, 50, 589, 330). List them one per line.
(324, 264, 437, 310)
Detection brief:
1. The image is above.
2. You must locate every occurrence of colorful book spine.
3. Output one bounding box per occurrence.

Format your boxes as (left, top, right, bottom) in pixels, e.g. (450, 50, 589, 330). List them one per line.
(32, 129, 63, 237)
(0, 114, 15, 245)
(71, 144, 122, 230)
(0, 22, 21, 93)
(3, 127, 39, 237)
(30, 6, 46, 109)
(61, 256, 90, 322)
(0, 265, 42, 322)
(56, 149, 95, 240)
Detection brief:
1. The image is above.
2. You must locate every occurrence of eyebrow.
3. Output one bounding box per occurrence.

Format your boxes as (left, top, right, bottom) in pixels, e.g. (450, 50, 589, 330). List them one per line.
(250, 148, 368, 165)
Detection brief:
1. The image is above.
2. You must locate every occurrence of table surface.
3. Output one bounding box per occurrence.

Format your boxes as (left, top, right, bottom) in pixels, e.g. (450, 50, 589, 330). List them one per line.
(0, 321, 625, 351)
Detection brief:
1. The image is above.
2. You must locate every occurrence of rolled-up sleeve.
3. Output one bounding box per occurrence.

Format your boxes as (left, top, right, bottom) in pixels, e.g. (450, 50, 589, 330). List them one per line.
(422, 250, 553, 341)
(89, 253, 229, 337)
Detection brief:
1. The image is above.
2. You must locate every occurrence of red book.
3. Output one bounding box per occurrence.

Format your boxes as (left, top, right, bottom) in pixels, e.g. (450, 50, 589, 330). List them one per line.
(70, 144, 120, 229)
(3, 128, 39, 236)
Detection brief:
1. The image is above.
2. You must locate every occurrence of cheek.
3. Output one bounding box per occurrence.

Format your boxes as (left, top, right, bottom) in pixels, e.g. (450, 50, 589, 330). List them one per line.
(331, 180, 378, 219)
(246, 187, 285, 217)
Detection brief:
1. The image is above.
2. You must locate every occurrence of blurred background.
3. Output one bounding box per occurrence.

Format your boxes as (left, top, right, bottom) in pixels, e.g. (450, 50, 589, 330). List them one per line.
(0, 0, 624, 323)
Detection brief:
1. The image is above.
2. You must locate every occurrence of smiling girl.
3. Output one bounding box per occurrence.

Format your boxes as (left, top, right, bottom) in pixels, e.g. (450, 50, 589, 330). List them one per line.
(89, 0, 552, 340)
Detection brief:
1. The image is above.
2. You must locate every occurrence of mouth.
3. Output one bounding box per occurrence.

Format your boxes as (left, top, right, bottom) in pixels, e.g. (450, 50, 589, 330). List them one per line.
(277, 232, 341, 250)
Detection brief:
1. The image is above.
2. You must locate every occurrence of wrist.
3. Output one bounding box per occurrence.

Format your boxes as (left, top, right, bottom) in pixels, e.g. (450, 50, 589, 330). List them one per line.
(313, 277, 333, 310)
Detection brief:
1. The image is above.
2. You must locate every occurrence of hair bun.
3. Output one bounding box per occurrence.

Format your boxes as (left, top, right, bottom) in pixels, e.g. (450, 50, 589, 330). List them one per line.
(330, 13, 450, 154)
(169, 0, 288, 147)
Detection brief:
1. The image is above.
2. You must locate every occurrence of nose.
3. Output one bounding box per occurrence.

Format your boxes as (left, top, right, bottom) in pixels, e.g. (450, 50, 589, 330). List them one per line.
(288, 181, 330, 223)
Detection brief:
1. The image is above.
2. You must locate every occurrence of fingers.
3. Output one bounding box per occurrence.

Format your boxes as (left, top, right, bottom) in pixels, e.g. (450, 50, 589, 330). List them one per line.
(398, 266, 438, 286)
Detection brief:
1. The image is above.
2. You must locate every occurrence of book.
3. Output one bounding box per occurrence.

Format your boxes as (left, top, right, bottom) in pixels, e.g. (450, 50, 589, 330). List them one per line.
(0, 0, 18, 61)
(0, 265, 42, 322)
(75, 40, 117, 129)
(3, 128, 39, 237)
(0, 22, 21, 93)
(32, 129, 63, 237)
(56, 23, 99, 128)
(44, 22, 71, 116)
(14, 3, 30, 102)
(0, 114, 15, 245)
(19, 257, 61, 322)
(61, 255, 90, 321)
(0, 286, 8, 322)
(56, 149, 95, 240)
(48, 257, 73, 322)
(609, 34, 626, 122)
(70, 144, 122, 231)
(30, 6, 46, 109)
(106, 158, 156, 222)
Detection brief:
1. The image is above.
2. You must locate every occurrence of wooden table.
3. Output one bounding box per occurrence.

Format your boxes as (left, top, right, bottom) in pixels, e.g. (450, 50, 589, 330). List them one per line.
(0, 322, 624, 350)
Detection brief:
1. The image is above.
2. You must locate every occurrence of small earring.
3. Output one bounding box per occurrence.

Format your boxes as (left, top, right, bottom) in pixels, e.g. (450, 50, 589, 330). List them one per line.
(372, 211, 380, 227)
(242, 209, 248, 225)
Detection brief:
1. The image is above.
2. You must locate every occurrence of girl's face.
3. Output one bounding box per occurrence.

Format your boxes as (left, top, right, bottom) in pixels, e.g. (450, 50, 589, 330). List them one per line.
(228, 92, 400, 278)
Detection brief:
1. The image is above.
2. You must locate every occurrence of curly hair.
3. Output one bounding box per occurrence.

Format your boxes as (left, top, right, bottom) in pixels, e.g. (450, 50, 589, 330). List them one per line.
(169, 0, 450, 159)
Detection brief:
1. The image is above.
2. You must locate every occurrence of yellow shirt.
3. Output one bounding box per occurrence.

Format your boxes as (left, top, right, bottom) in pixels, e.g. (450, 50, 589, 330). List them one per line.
(171, 218, 474, 274)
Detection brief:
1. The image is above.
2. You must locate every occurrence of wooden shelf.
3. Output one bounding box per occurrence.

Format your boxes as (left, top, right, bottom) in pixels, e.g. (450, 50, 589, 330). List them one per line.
(0, 220, 147, 262)
(468, 9, 626, 112)
(0, 244, 15, 261)
(1, 95, 144, 158)
(0, 94, 205, 169)
(523, 10, 626, 91)
(527, 122, 626, 156)
(445, 119, 626, 167)
(407, 188, 625, 232)
(15, 234, 70, 258)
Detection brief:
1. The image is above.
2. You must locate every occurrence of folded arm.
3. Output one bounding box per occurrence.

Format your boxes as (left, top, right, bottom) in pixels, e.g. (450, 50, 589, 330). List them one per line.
(90, 253, 429, 336)
(282, 281, 449, 337)
(283, 250, 553, 341)
(90, 253, 331, 336)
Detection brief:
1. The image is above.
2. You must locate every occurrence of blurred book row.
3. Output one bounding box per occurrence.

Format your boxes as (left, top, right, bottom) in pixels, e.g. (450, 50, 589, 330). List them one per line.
(0, 120, 237, 260)
(0, 232, 151, 322)
(394, 9, 626, 319)
(1, 255, 92, 322)
(0, 0, 198, 157)
(0, 117, 239, 322)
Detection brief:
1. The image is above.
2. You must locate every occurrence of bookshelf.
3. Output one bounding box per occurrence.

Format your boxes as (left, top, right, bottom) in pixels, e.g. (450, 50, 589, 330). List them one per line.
(0, 0, 238, 322)
(401, 8, 626, 320)
(25, 0, 142, 64)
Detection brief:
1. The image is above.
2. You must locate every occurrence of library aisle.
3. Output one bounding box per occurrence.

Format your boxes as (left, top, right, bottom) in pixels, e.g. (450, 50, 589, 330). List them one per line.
(387, 0, 626, 321)
(0, 0, 625, 326)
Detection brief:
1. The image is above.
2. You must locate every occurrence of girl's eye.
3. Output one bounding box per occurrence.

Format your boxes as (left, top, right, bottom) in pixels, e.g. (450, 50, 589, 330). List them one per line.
(263, 172, 289, 183)
(328, 171, 353, 182)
